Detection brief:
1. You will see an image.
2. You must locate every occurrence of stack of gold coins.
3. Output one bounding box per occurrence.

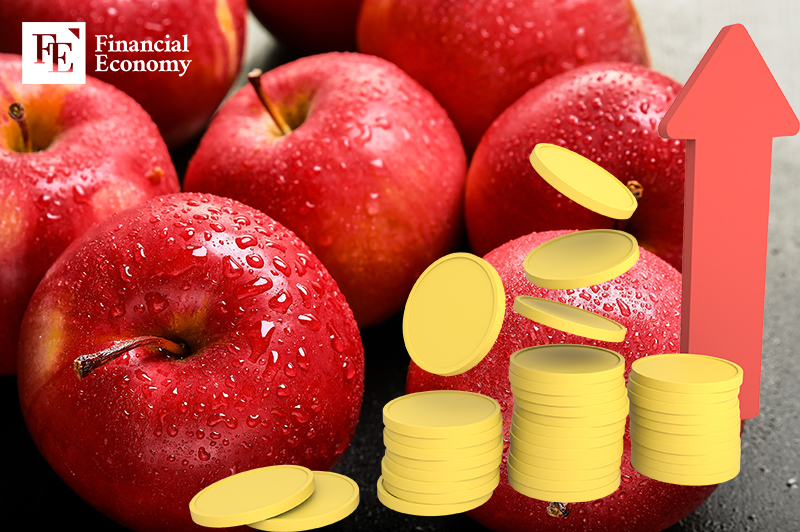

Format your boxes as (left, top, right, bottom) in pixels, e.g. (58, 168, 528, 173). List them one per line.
(377, 390, 503, 516)
(507, 345, 628, 502)
(628, 354, 744, 486)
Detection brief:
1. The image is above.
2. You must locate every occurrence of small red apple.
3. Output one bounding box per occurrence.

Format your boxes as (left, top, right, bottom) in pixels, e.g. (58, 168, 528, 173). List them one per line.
(357, 0, 650, 152)
(17, 193, 365, 532)
(249, 0, 362, 54)
(184, 53, 467, 327)
(0, 53, 180, 375)
(465, 62, 685, 271)
(0, 0, 247, 147)
(407, 230, 717, 532)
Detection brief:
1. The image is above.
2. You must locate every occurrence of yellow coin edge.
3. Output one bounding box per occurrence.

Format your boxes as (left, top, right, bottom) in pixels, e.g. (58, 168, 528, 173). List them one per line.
(383, 470, 500, 505)
(509, 371, 623, 396)
(513, 296, 626, 343)
(512, 381, 626, 407)
(507, 462, 621, 492)
(530, 143, 637, 219)
(403, 253, 505, 376)
(631, 457, 740, 486)
(629, 420, 740, 445)
(383, 431, 502, 461)
(383, 391, 502, 439)
(509, 472, 621, 503)
(509, 344, 626, 385)
(508, 450, 621, 481)
(513, 401, 629, 428)
(189, 466, 315, 528)
(377, 477, 491, 516)
(381, 458, 498, 494)
(630, 426, 740, 456)
(633, 442, 741, 466)
(628, 387, 739, 415)
(629, 402, 740, 425)
(630, 411, 741, 435)
(523, 230, 639, 290)
(248, 472, 359, 532)
(511, 420, 624, 449)
(384, 442, 503, 472)
(384, 421, 502, 450)
(382, 454, 501, 483)
(510, 429, 623, 461)
(627, 375, 741, 405)
(630, 449, 741, 475)
(514, 392, 629, 418)
(511, 406, 626, 436)
(630, 354, 744, 394)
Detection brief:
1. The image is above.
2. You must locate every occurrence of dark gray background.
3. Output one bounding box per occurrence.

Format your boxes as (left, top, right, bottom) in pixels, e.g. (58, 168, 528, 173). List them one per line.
(1, 1, 798, 531)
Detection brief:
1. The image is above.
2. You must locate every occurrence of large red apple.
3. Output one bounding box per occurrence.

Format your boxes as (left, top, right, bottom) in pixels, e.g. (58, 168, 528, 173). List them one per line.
(17, 193, 365, 532)
(465, 62, 685, 271)
(249, 0, 362, 53)
(407, 230, 718, 532)
(357, 0, 650, 152)
(0, 0, 247, 147)
(0, 53, 179, 375)
(184, 53, 467, 327)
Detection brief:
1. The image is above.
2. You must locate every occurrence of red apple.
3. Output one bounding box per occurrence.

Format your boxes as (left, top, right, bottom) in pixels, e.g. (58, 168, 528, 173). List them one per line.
(407, 230, 717, 532)
(466, 62, 685, 271)
(0, 0, 247, 147)
(249, 0, 362, 54)
(0, 53, 180, 375)
(357, 0, 650, 152)
(17, 192, 365, 532)
(184, 53, 467, 327)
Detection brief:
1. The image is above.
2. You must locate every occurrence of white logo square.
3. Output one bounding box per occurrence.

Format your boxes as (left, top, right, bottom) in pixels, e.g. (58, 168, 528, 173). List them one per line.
(22, 22, 86, 84)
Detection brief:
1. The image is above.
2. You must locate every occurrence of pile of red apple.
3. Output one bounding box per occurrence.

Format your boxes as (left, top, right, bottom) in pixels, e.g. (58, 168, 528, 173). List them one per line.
(1, 0, 713, 531)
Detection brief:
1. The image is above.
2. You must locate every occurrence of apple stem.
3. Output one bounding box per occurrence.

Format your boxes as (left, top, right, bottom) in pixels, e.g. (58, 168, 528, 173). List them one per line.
(626, 180, 644, 199)
(8, 102, 32, 153)
(546, 502, 571, 518)
(247, 68, 292, 136)
(74, 336, 189, 378)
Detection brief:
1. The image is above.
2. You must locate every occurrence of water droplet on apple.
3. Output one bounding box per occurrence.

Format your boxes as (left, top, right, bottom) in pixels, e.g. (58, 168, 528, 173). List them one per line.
(198, 447, 210, 461)
(145, 292, 168, 314)
(292, 407, 309, 423)
(235, 235, 257, 249)
(343, 360, 356, 380)
(223, 256, 244, 279)
(246, 254, 264, 268)
(268, 290, 292, 314)
(236, 276, 273, 299)
(276, 384, 289, 397)
(298, 313, 321, 331)
(272, 256, 291, 277)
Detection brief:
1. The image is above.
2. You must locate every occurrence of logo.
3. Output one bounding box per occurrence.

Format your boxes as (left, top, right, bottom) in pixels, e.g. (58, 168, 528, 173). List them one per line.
(22, 22, 86, 84)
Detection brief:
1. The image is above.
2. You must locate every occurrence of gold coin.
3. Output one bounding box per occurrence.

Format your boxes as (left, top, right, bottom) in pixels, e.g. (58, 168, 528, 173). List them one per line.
(629, 420, 740, 445)
(249, 472, 358, 532)
(382, 453, 500, 483)
(627, 374, 740, 405)
(630, 448, 741, 476)
(189, 465, 315, 528)
(384, 441, 503, 472)
(523, 230, 639, 289)
(628, 388, 739, 415)
(511, 382, 626, 407)
(507, 462, 621, 492)
(381, 458, 498, 494)
(383, 470, 500, 505)
(384, 421, 501, 450)
(508, 450, 621, 481)
(509, 371, 622, 396)
(529, 143, 638, 219)
(509, 345, 625, 385)
(514, 392, 628, 418)
(631, 456, 740, 486)
(630, 425, 739, 456)
(511, 421, 624, 450)
(514, 402, 628, 429)
(513, 296, 626, 342)
(509, 472, 620, 503)
(630, 354, 743, 394)
(511, 406, 626, 436)
(630, 402, 739, 426)
(510, 428, 622, 460)
(376, 477, 491, 516)
(631, 410, 741, 435)
(633, 441, 741, 466)
(383, 390, 501, 439)
(384, 430, 502, 461)
(510, 444, 622, 472)
(403, 253, 505, 376)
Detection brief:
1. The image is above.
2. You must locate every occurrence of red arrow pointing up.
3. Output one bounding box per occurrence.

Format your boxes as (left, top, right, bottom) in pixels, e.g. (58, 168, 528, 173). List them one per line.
(660, 24, 798, 419)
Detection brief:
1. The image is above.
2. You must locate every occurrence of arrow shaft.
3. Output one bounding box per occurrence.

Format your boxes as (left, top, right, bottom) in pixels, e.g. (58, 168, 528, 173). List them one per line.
(682, 137, 773, 419)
